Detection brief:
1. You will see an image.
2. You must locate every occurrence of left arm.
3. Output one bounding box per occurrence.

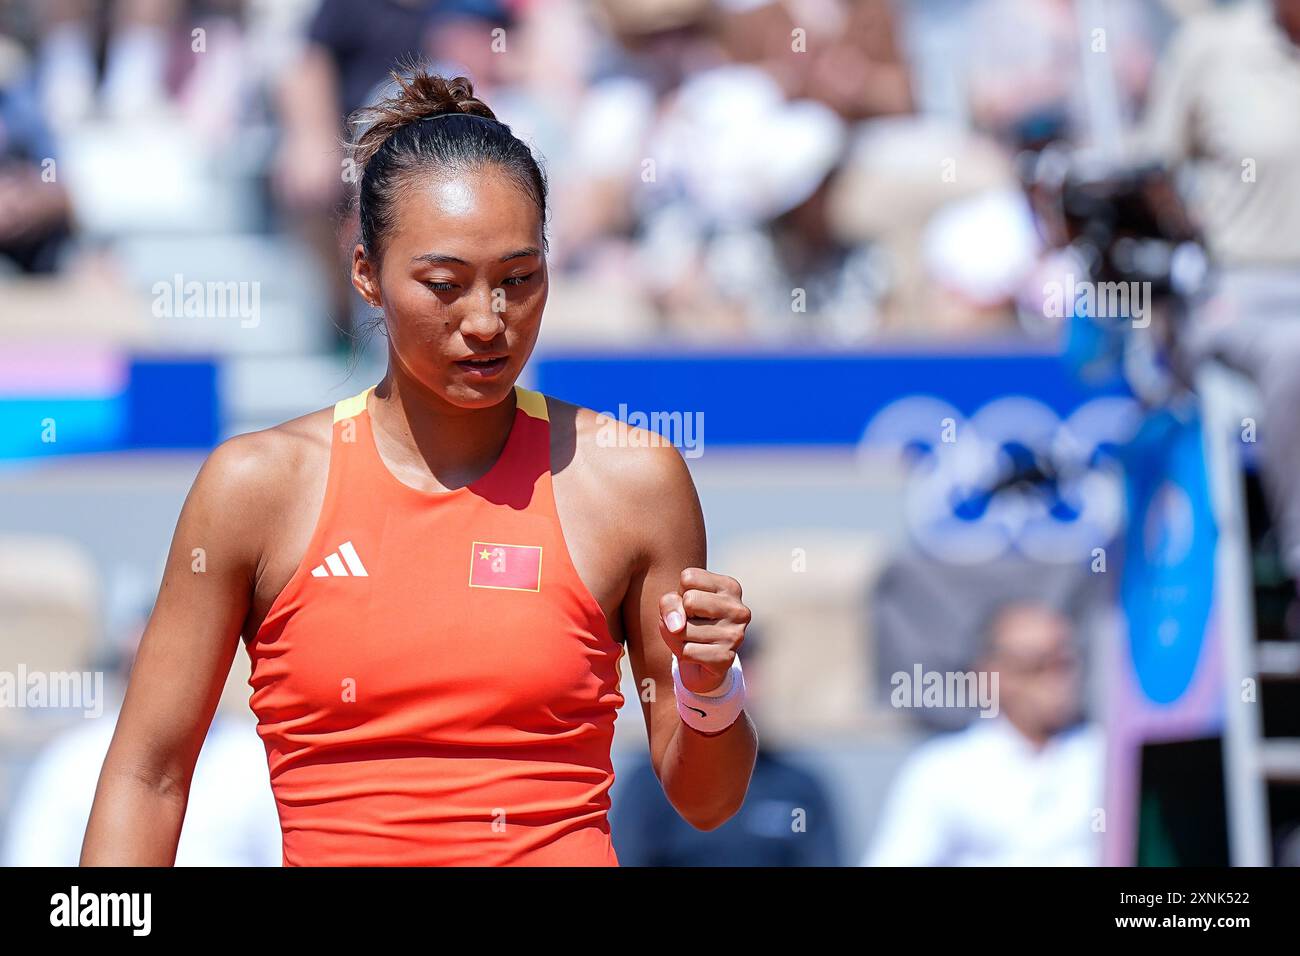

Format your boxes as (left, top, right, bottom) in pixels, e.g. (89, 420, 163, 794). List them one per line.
(618, 441, 758, 830)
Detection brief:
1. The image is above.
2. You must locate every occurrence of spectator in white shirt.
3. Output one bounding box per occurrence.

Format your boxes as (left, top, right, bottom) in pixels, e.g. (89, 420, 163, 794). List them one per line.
(863, 602, 1103, 866)
(2, 578, 282, 867)
(3, 707, 282, 867)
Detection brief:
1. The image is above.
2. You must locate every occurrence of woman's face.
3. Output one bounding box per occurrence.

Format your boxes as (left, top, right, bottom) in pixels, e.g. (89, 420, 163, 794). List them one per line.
(353, 166, 547, 409)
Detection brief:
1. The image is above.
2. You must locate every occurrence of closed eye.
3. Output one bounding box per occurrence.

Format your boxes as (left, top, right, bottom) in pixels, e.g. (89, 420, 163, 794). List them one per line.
(501, 272, 536, 287)
(425, 280, 457, 292)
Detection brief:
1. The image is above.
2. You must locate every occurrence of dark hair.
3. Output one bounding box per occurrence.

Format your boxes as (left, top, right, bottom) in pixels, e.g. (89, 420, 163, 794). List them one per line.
(349, 68, 548, 260)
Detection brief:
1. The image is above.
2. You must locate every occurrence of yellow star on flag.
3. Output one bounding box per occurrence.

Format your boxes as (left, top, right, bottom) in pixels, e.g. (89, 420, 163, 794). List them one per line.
(479, 549, 492, 560)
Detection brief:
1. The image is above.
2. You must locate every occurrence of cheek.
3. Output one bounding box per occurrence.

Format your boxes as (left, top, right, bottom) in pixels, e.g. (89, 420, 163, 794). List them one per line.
(490, 279, 546, 341)
(385, 285, 454, 346)
(523, 288, 546, 330)
(515, 277, 548, 327)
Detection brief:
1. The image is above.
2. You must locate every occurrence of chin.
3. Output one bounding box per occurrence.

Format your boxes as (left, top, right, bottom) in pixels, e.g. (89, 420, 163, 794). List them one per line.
(442, 375, 518, 409)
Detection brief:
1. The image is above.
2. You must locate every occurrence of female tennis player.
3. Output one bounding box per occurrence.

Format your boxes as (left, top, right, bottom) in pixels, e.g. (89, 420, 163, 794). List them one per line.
(81, 70, 757, 866)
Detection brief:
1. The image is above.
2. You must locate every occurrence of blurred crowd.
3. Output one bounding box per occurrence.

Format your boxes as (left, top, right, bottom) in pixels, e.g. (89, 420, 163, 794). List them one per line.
(1, 0, 1182, 346)
(6, 0, 1300, 866)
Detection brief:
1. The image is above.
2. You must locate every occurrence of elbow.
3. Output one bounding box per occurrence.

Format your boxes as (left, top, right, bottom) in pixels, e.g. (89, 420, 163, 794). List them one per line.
(679, 794, 745, 832)
(686, 811, 734, 833)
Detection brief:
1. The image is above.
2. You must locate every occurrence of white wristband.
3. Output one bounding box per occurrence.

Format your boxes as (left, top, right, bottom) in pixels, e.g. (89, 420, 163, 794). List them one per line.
(671, 654, 746, 734)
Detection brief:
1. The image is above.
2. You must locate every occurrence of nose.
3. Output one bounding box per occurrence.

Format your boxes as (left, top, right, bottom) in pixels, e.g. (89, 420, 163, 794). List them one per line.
(459, 285, 506, 342)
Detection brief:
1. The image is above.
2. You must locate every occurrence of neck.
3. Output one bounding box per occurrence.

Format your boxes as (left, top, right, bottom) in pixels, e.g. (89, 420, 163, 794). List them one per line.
(1003, 712, 1053, 751)
(369, 360, 518, 491)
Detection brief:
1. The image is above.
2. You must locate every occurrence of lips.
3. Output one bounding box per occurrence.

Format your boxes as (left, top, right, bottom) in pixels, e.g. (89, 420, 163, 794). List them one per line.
(454, 355, 508, 377)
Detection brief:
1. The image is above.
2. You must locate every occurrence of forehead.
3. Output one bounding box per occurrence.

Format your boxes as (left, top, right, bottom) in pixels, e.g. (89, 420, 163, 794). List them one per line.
(385, 167, 542, 259)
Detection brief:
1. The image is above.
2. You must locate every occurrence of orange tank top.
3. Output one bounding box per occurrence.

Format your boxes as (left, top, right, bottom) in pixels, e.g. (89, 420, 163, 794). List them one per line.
(246, 385, 626, 866)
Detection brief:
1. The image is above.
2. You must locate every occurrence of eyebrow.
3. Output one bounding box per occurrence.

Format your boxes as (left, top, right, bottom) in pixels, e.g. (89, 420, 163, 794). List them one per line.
(411, 247, 541, 266)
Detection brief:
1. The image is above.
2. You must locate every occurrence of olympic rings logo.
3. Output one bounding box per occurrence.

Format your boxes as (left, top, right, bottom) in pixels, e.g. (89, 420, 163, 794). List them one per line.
(857, 394, 1144, 565)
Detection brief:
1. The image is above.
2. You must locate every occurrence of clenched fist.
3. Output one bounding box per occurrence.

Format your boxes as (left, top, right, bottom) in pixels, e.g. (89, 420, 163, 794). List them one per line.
(659, 567, 751, 695)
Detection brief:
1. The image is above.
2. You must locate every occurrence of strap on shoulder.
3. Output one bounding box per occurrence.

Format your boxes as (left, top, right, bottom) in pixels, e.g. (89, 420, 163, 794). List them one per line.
(333, 386, 374, 423)
(514, 385, 550, 422)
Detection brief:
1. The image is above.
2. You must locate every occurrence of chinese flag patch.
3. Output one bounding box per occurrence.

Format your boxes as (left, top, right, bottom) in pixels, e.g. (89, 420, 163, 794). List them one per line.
(469, 541, 543, 592)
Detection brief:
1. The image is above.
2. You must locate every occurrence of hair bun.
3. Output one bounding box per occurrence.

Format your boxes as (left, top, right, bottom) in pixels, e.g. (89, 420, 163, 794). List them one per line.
(350, 67, 497, 170)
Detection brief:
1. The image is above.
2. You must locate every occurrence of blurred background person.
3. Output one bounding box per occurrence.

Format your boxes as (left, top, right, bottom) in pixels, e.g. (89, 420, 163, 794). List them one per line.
(964, 0, 1163, 149)
(1, 570, 281, 866)
(0, 26, 72, 273)
(4, 706, 282, 866)
(272, 0, 440, 349)
(31, 0, 250, 136)
(34, 0, 181, 128)
(863, 602, 1102, 866)
(551, 0, 910, 341)
(1138, 0, 1300, 629)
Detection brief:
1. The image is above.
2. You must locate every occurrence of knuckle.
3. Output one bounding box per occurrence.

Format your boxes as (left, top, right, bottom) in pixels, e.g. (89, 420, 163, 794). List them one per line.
(688, 589, 717, 613)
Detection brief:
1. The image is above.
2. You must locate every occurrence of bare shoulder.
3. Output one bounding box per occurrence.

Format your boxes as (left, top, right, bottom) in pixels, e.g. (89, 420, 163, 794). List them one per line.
(544, 395, 702, 522)
(186, 405, 335, 540)
(546, 396, 693, 487)
(201, 406, 331, 491)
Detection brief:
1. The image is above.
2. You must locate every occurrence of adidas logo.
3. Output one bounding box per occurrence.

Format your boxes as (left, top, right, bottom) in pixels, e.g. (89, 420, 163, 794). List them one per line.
(310, 541, 369, 578)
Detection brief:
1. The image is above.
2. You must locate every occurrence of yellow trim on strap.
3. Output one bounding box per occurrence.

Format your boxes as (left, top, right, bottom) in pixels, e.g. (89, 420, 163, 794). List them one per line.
(514, 385, 549, 421)
(333, 386, 374, 423)
(334, 385, 545, 423)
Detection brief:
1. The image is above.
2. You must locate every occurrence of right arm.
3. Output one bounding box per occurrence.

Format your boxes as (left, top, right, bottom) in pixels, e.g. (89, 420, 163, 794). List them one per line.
(80, 435, 277, 865)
